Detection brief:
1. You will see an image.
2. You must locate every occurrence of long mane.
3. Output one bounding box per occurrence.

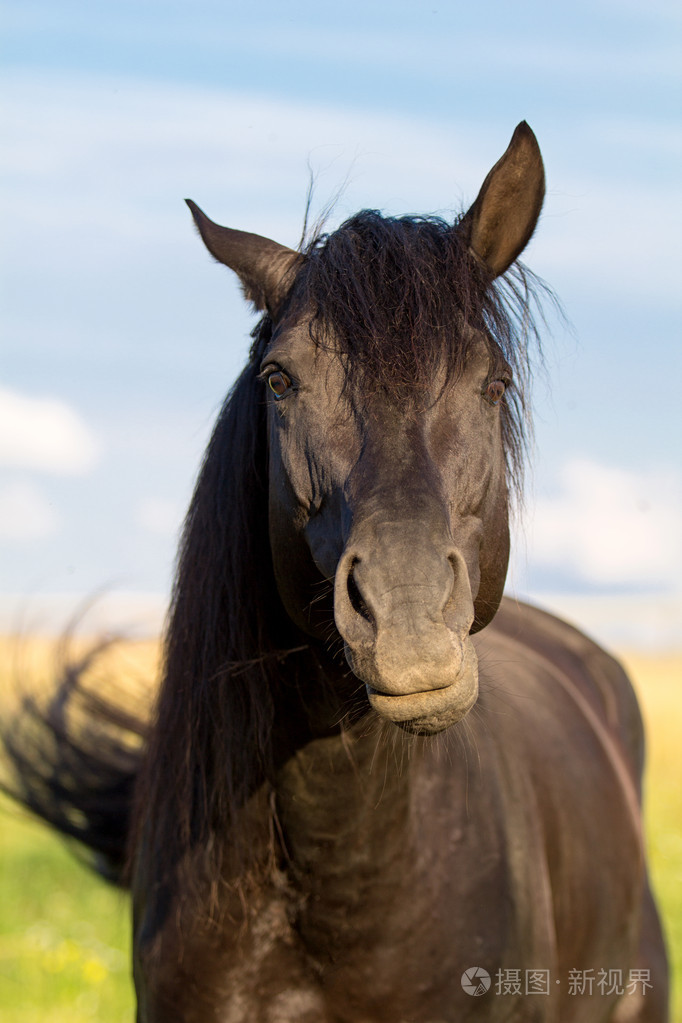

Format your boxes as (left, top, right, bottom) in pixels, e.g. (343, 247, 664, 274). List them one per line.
(129, 325, 305, 890)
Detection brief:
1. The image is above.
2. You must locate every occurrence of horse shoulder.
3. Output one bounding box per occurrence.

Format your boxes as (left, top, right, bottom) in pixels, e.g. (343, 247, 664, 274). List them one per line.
(488, 597, 645, 787)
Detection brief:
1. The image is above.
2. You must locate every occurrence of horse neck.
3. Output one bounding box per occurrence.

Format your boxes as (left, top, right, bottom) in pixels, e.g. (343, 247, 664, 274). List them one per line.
(270, 708, 454, 966)
(274, 716, 418, 888)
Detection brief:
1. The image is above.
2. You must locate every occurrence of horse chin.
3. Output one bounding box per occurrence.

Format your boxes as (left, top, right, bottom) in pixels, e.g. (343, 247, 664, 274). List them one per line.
(397, 698, 478, 735)
(362, 641, 479, 736)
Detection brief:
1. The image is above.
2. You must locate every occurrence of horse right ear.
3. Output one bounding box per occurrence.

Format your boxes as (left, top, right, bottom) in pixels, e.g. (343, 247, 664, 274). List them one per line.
(186, 200, 302, 316)
(458, 122, 545, 278)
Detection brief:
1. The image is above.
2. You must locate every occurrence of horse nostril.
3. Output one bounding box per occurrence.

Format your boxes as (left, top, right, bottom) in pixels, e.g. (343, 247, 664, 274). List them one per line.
(442, 554, 460, 619)
(347, 560, 373, 625)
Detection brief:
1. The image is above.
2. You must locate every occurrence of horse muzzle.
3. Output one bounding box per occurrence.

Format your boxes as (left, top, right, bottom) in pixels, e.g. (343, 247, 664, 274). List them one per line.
(334, 542, 480, 734)
(365, 638, 479, 734)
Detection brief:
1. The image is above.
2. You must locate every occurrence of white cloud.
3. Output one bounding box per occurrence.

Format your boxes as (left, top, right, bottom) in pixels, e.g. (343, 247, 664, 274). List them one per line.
(137, 498, 183, 538)
(0, 481, 58, 540)
(0, 387, 99, 475)
(525, 458, 682, 589)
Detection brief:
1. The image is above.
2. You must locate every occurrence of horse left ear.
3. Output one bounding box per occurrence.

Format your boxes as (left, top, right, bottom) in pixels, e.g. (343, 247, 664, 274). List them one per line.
(459, 122, 545, 278)
(186, 200, 302, 315)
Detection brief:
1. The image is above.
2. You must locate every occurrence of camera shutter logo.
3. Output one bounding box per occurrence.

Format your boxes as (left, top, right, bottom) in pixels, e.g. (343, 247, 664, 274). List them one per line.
(461, 967, 492, 996)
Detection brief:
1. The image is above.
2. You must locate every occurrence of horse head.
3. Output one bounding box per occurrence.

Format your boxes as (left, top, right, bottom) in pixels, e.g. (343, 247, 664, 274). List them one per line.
(187, 122, 544, 735)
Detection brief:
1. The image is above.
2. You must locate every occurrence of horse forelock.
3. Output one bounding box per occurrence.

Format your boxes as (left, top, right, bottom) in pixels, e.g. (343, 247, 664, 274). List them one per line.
(270, 209, 551, 492)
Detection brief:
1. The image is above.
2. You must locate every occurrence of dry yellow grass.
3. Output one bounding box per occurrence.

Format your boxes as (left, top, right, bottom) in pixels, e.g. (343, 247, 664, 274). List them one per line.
(618, 649, 682, 998)
(0, 634, 161, 705)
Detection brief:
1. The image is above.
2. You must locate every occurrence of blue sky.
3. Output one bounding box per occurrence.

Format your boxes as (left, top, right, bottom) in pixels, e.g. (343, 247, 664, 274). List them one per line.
(1, 0, 681, 643)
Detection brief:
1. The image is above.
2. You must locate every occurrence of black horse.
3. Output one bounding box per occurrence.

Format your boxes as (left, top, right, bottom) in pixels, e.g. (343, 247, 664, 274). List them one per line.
(2, 123, 668, 1022)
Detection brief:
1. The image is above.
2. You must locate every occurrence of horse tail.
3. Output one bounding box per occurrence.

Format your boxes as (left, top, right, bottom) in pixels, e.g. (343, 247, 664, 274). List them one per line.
(1, 636, 150, 887)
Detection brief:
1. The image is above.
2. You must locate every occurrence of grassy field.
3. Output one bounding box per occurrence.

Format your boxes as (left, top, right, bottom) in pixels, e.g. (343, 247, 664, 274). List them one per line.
(0, 793, 134, 1022)
(0, 636, 155, 1022)
(620, 649, 681, 1017)
(0, 638, 679, 1019)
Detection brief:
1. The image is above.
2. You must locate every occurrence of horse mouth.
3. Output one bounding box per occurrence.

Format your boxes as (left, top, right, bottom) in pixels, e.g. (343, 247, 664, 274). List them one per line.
(363, 643, 479, 735)
(366, 681, 478, 734)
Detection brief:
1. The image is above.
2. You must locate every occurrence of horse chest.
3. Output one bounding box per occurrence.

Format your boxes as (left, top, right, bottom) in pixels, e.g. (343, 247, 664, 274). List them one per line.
(271, 733, 521, 1004)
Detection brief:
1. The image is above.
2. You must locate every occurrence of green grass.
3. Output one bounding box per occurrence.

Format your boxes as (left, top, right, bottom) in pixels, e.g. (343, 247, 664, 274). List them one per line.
(0, 641, 679, 1020)
(0, 795, 134, 1021)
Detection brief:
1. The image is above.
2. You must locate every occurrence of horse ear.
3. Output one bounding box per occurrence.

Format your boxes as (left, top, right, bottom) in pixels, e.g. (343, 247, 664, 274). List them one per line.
(459, 122, 545, 278)
(185, 200, 302, 315)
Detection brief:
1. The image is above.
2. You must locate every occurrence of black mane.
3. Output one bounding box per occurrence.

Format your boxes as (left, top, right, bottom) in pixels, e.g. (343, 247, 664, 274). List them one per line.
(129, 362, 293, 889)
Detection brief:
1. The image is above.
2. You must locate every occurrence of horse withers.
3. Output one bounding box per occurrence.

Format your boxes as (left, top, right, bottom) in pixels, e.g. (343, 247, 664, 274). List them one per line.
(2, 123, 669, 1022)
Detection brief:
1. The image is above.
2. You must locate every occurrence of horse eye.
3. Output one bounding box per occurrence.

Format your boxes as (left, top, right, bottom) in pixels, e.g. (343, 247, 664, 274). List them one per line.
(484, 380, 506, 406)
(267, 371, 292, 398)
